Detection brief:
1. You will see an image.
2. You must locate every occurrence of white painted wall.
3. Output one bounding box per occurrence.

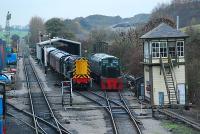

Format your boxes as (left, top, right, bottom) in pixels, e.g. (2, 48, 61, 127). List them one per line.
(144, 66, 150, 99)
(152, 66, 168, 105)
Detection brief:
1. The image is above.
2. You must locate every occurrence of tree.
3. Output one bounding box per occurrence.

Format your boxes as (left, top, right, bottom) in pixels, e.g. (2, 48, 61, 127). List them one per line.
(29, 16, 45, 44)
(185, 26, 200, 105)
(109, 28, 143, 75)
(45, 18, 74, 39)
(11, 34, 20, 42)
(0, 25, 3, 32)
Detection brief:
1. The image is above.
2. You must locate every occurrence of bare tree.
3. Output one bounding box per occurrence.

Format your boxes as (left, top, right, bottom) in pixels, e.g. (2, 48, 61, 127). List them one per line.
(29, 16, 45, 44)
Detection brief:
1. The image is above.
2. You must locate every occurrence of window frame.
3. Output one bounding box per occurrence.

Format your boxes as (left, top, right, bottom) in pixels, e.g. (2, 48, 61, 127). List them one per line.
(151, 41, 168, 58)
(176, 41, 184, 57)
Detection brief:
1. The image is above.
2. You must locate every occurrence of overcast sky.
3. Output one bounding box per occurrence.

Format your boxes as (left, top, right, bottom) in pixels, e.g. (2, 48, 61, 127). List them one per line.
(0, 0, 171, 26)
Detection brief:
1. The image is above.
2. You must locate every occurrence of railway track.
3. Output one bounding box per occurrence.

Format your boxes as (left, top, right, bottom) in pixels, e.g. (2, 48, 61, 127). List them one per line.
(7, 102, 69, 134)
(7, 102, 38, 134)
(158, 109, 200, 131)
(75, 90, 142, 134)
(23, 52, 71, 134)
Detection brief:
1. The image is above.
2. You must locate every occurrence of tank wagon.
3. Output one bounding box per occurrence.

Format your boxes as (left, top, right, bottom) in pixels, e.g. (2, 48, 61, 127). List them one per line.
(46, 47, 91, 89)
(90, 53, 123, 91)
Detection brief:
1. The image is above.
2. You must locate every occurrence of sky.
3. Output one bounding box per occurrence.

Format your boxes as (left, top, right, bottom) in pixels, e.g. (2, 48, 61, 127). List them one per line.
(0, 0, 171, 26)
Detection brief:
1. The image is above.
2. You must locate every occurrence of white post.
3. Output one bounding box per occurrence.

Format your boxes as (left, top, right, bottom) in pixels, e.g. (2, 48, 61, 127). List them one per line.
(61, 82, 63, 95)
(70, 79, 73, 106)
(70, 79, 73, 97)
(61, 82, 64, 106)
(140, 102, 143, 115)
(177, 16, 179, 30)
(90, 78, 93, 88)
(44, 46, 47, 67)
(44, 46, 47, 74)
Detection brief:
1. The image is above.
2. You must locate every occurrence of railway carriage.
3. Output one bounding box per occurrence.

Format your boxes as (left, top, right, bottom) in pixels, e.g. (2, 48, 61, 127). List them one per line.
(46, 47, 56, 66)
(46, 47, 91, 89)
(49, 49, 60, 70)
(54, 51, 69, 73)
(90, 53, 123, 91)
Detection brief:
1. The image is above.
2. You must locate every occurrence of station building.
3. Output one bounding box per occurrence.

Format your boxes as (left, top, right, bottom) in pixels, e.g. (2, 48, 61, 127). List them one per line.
(140, 23, 188, 106)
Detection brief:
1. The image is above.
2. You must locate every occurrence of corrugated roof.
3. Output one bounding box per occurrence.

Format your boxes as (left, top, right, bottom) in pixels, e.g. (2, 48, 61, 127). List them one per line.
(140, 23, 188, 39)
(37, 37, 81, 46)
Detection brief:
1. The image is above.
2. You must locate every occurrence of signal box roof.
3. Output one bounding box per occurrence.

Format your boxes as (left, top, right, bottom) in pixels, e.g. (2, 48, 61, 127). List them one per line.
(140, 23, 188, 39)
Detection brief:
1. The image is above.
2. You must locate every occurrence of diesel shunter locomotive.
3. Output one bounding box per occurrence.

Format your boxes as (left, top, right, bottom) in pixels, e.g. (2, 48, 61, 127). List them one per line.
(90, 53, 123, 91)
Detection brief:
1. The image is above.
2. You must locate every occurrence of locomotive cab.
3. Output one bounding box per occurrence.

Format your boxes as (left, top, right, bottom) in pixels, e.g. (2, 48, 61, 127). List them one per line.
(101, 58, 121, 78)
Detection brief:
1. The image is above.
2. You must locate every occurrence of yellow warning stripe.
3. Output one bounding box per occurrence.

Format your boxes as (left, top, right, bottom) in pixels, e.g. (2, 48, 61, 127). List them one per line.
(72, 57, 90, 78)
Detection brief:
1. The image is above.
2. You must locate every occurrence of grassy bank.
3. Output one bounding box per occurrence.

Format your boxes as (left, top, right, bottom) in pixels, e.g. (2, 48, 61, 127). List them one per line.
(162, 120, 199, 134)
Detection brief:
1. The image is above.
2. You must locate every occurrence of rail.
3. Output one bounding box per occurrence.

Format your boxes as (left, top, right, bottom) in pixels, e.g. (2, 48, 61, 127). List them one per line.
(23, 54, 39, 134)
(74, 91, 118, 134)
(29, 58, 63, 134)
(158, 109, 200, 131)
(23, 52, 71, 134)
(104, 91, 118, 134)
(119, 91, 142, 134)
(75, 90, 142, 134)
(7, 112, 43, 134)
(7, 102, 69, 133)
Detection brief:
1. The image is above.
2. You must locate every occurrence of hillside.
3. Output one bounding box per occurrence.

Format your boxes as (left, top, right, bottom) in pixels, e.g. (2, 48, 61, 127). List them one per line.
(181, 24, 200, 32)
(64, 14, 150, 38)
(151, 0, 200, 27)
(0, 30, 28, 40)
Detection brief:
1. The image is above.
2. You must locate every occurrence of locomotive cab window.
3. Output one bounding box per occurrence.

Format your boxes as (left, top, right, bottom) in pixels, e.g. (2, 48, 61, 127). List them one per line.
(102, 59, 108, 65)
(112, 59, 119, 65)
(102, 58, 120, 78)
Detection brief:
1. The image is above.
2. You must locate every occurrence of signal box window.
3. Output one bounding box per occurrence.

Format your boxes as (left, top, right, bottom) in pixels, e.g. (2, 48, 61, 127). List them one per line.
(168, 41, 176, 57)
(152, 42, 160, 58)
(152, 42, 167, 58)
(160, 42, 167, 57)
(177, 41, 184, 57)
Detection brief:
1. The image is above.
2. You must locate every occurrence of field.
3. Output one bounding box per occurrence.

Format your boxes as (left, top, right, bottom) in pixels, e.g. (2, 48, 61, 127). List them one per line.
(0, 30, 28, 39)
(181, 24, 200, 32)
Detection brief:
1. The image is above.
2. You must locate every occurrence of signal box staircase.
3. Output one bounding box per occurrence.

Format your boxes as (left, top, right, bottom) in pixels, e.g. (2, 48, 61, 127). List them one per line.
(160, 57, 179, 105)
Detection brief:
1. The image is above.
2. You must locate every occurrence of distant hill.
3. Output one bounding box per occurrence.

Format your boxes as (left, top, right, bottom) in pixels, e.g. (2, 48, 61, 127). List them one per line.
(64, 14, 150, 39)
